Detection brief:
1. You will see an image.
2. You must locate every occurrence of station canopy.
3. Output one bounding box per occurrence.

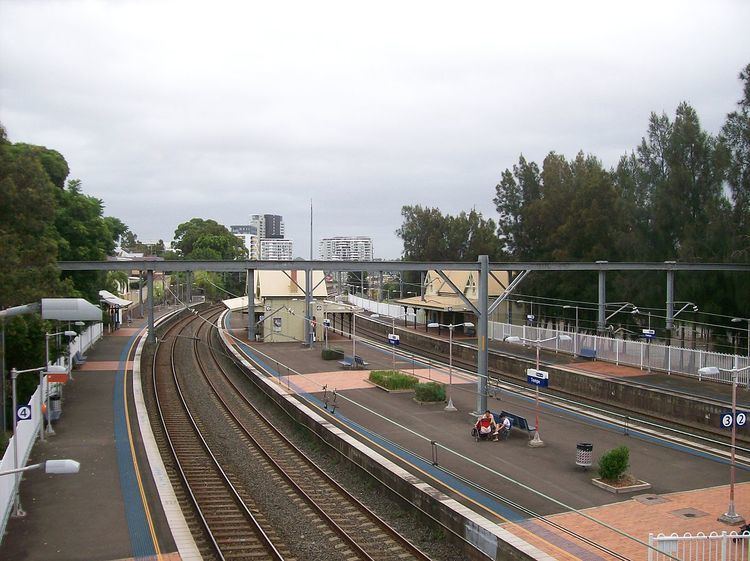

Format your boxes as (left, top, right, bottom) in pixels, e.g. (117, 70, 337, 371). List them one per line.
(98, 290, 133, 309)
(41, 298, 103, 321)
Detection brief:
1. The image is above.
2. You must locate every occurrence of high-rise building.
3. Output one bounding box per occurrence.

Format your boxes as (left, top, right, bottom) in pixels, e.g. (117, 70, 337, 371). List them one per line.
(250, 214, 285, 239)
(319, 237, 373, 261)
(230, 224, 258, 259)
(232, 214, 291, 260)
(260, 238, 293, 260)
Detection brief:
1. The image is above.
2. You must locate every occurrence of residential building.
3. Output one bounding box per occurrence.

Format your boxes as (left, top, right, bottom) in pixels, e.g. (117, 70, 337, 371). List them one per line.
(319, 236, 373, 261)
(251, 214, 284, 239)
(260, 238, 293, 261)
(230, 224, 258, 259)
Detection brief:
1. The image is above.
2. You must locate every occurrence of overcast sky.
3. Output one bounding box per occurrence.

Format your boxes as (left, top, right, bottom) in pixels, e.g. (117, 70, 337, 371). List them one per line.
(1, 1, 749, 259)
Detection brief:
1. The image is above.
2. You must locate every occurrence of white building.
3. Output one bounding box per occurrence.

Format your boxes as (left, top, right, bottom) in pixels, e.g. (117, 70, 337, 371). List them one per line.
(319, 236, 373, 261)
(232, 214, 289, 260)
(260, 238, 293, 260)
(230, 224, 259, 259)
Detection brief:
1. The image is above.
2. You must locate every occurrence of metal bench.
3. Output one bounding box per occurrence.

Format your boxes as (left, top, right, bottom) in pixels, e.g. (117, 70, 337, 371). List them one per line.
(338, 356, 355, 368)
(338, 355, 369, 369)
(578, 347, 596, 360)
(499, 410, 535, 436)
(72, 351, 87, 369)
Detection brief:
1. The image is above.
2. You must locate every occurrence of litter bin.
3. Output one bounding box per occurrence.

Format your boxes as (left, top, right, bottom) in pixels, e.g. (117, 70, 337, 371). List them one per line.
(49, 394, 62, 422)
(576, 442, 593, 469)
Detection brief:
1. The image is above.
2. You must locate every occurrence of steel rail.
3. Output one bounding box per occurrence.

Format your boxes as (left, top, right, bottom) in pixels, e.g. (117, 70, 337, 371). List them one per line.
(155, 308, 285, 561)
(195, 315, 433, 561)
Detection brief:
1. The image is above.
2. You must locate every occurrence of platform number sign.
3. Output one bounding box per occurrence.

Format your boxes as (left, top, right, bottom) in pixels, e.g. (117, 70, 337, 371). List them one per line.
(720, 411, 748, 429)
(16, 405, 32, 422)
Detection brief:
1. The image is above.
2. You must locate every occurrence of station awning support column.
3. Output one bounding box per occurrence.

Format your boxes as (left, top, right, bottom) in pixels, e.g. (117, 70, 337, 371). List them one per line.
(247, 269, 255, 342)
(476, 255, 489, 414)
(147, 269, 155, 343)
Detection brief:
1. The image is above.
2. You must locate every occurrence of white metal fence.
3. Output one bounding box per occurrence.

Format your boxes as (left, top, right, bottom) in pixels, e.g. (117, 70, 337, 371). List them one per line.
(347, 295, 749, 386)
(648, 532, 750, 561)
(0, 322, 103, 543)
(488, 321, 749, 386)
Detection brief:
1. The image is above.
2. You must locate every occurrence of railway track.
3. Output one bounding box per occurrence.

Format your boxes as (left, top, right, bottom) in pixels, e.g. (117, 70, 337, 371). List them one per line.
(151, 305, 434, 561)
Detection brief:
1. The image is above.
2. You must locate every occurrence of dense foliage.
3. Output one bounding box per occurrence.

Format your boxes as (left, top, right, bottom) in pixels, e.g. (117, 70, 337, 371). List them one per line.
(598, 446, 630, 482)
(1, 124, 125, 427)
(368, 370, 419, 390)
(414, 381, 446, 403)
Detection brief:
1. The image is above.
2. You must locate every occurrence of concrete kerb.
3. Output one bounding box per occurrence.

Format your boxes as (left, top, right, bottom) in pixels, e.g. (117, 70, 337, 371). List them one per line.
(218, 310, 552, 561)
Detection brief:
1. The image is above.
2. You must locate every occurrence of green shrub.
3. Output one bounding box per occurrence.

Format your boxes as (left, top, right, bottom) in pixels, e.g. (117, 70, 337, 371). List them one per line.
(414, 382, 446, 402)
(321, 348, 345, 360)
(598, 446, 629, 481)
(368, 370, 419, 390)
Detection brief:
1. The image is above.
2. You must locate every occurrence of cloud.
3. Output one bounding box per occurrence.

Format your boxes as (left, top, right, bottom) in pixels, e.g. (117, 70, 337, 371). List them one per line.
(1, 0, 749, 258)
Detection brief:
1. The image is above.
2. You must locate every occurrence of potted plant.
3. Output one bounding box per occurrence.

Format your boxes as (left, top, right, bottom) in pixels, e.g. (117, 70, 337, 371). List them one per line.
(591, 446, 651, 494)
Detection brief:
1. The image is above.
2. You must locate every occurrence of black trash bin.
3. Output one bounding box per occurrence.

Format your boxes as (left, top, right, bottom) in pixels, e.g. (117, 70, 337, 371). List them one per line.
(576, 442, 593, 469)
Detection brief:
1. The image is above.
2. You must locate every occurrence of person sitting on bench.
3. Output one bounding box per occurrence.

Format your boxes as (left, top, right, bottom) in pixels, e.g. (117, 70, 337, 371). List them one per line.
(474, 410, 499, 441)
(498, 414, 511, 440)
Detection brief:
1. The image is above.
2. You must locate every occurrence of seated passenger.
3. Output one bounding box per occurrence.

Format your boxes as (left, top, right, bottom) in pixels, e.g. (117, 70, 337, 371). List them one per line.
(474, 410, 498, 441)
(498, 415, 511, 440)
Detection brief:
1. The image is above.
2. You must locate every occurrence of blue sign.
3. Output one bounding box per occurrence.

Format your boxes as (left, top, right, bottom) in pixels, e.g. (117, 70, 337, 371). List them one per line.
(721, 411, 748, 429)
(642, 329, 655, 339)
(16, 405, 32, 422)
(526, 368, 549, 388)
(387, 333, 400, 346)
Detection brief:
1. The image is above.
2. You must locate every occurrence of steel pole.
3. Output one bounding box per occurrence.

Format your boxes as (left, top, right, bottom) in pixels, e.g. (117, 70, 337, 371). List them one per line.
(45, 335, 53, 436)
(529, 342, 545, 447)
(445, 326, 456, 411)
(719, 370, 745, 524)
(11, 370, 22, 516)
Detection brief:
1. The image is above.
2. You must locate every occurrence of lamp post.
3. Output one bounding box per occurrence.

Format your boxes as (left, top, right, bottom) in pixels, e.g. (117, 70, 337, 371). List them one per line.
(731, 317, 749, 359)
(372, 311, 416, 370)
(10, 366, 45, 516)
(427, 322, 474, 411)
(504, 334, 571, 447)
(45, 330, 76, 436)
(563, 305, 579, 356)
(698, 364, 750, 526)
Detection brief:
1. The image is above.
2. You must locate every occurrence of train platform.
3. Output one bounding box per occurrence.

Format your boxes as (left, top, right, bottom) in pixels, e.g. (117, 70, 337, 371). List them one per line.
(226, 312, 750, 561)
(0, 307, 182, 561)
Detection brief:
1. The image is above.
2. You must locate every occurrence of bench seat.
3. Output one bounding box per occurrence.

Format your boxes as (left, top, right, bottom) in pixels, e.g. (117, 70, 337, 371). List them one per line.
(498, 410, 536, 434)
(578, 347, 596, 359)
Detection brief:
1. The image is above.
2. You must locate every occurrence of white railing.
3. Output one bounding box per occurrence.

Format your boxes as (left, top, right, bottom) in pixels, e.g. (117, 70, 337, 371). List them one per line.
(0, 385, 43, 541)
(487, 320, 749, 386)
(347, 295, 749, 386)
(648, 531, 750, 561)
(66, 322, 103, 359)
(348, 295, 427, 325)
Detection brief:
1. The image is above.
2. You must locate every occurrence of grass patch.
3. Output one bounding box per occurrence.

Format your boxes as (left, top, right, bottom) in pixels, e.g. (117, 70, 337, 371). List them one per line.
(414, 382, 446, 402)
(321, 347, 345, 360)
(368, 370, 419, 390)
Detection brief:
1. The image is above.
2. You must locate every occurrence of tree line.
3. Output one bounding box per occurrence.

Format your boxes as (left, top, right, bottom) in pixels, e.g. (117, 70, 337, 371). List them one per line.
(397, 64, 750, 334)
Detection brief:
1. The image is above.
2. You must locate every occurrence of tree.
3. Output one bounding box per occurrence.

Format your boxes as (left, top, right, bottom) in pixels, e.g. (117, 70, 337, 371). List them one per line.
(55, 179, 121, 301)
(721, 63, 750, 261)
(396, 205, 503, 262)
(172, 218, 247, 260)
